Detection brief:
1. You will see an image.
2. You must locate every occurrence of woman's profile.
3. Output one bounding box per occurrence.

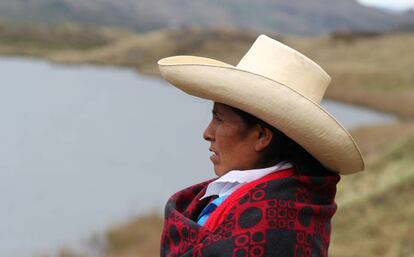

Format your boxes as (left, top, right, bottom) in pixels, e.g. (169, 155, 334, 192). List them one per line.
(157, 34, 364, 257)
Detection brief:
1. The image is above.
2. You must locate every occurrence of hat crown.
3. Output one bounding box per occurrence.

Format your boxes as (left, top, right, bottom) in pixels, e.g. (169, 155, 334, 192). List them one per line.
(236, 35, 331, 104)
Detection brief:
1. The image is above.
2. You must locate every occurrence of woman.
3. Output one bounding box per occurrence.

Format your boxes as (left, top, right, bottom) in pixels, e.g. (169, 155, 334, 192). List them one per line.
(157, 35, 364, 257)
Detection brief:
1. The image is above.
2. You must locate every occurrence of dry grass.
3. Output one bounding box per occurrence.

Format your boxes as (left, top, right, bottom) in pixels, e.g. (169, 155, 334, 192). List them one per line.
(349, 122, 414, 158)
(288, 33, 414, 119)
(331, 140, 414, 257)
(0, 22, 133, 57)
(335, 127, 414, 207)
(104, 214, 162, 257)
(332, 175, 414, 257)
(330, 130, 414, 257)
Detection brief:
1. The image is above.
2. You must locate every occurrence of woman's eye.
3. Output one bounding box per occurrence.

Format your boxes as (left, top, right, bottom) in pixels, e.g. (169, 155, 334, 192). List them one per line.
(213, 115, 222, 122)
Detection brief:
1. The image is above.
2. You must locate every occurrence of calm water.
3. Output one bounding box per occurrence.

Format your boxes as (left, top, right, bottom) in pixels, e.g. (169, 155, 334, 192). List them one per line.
(0, 57, 397, 257)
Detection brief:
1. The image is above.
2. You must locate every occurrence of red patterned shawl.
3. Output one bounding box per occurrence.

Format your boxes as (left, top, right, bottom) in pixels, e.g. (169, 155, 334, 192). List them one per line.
(161, 168, 340, 257)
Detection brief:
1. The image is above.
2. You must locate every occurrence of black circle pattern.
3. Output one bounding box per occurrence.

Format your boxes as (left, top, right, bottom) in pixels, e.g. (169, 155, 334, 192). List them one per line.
(252, 232, 264, 243)
(252, 190, 265, 201)
(250, 245, 264, 257)
(235, 234, 249, 246)
(234, 248, 248, 257)
(169, 225, 181, 246)
(298, 207, 313, 227)
(238, 207, 263, 229)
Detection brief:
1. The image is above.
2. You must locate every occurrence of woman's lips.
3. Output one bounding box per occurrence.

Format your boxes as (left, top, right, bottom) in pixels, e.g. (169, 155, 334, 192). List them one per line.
(209, 148, 219, 163)
(210, 153, 219, 163)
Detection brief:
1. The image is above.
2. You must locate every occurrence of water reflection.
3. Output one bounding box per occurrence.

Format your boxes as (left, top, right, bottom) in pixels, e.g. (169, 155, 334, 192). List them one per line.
(321, 100, 396, 129)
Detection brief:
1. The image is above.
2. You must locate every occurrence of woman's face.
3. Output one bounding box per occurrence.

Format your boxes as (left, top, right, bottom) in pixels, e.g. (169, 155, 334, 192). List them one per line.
(203, 103, 263, 176)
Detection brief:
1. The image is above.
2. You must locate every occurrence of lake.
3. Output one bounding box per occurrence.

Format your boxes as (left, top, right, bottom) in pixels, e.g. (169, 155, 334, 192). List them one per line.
(0, 56, 397, 257)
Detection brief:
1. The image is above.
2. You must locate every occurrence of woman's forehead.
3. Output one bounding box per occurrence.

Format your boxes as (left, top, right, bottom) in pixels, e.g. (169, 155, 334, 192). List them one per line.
(212, 102, 246, 122)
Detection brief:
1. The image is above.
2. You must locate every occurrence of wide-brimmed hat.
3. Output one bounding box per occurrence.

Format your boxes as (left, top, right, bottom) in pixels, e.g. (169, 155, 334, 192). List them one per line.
(158, 34, 364, 174)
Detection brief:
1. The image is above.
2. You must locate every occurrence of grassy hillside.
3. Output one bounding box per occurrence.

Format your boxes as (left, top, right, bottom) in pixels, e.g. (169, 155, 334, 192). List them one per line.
(104, 214, 163, 257)
(50, 27, 414, 119)
(288, 32, 414, 118)
(0, 23, 132, 56)
(333, 178, 414, 257)
(331, 131, 414, 257)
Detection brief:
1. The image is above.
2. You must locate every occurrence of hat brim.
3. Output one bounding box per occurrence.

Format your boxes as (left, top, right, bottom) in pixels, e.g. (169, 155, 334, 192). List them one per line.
(158, 56, 365, 174)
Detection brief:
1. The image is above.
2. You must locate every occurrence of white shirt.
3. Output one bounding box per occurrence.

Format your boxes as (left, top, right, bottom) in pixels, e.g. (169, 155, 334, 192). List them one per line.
(200, 161, 293, 200)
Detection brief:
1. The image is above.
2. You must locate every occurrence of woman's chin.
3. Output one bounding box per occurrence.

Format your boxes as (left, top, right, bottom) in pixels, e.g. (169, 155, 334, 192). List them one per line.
(214, 165, 233, 177)
(213, 166, 225, 177)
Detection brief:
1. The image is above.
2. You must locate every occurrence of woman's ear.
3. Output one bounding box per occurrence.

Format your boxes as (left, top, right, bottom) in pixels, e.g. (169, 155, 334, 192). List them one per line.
(254, 125, 273, 152)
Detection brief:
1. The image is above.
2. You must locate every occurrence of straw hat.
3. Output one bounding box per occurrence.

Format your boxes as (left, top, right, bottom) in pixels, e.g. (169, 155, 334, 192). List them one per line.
(158, 34, 364, 174)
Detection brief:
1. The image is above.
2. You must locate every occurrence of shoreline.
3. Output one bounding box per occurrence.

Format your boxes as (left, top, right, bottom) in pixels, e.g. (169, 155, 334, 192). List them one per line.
(0, 50, 408, 120)
(1, 25, 413, 119)
(0, 28, 414, 120)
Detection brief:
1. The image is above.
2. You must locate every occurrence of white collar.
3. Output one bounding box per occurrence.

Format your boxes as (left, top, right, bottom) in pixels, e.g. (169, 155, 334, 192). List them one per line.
(200, 161, 293, 200)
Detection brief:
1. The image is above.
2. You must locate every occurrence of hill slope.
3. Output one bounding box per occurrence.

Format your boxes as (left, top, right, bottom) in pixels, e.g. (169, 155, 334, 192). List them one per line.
(0, 0, 413, 35)
(331, 132, 414, 256)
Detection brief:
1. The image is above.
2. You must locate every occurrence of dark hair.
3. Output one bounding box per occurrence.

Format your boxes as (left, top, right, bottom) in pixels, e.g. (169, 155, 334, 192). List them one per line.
(232, 107, 336, 176)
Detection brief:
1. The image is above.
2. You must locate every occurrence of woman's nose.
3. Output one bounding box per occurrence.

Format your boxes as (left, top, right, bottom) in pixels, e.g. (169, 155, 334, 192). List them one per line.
(203, 121, 214, 141)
